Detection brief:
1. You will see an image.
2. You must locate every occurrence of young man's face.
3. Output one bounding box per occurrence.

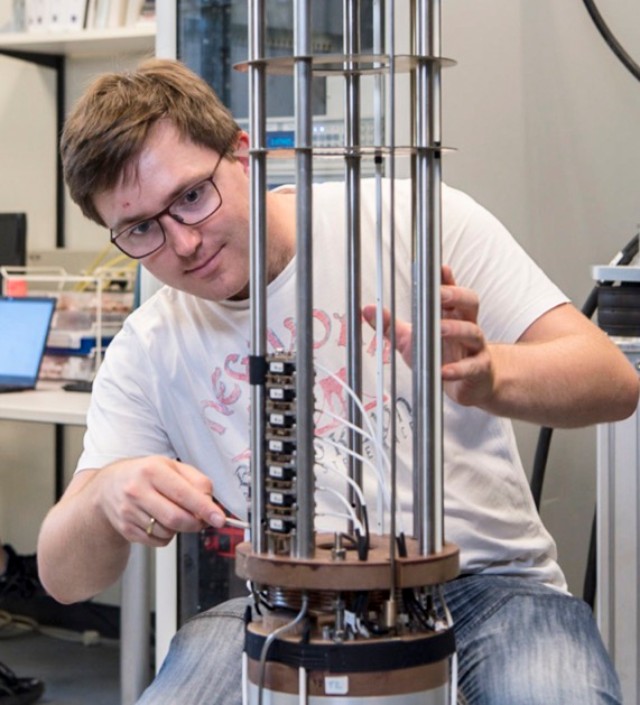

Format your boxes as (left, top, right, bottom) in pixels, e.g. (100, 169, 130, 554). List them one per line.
(94, 121, 253, 302)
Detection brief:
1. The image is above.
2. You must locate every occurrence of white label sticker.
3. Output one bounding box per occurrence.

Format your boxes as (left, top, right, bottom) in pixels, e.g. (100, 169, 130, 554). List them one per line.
(324, 676, 349, 695)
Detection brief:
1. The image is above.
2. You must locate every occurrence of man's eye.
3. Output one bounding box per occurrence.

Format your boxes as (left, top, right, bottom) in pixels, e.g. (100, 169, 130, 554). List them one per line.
(128, 220, 154, 237)
(179, 184, 206, 207)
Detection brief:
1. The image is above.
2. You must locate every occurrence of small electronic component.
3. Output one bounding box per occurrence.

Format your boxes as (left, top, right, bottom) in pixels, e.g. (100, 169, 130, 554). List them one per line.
(265, 351, 298, 545)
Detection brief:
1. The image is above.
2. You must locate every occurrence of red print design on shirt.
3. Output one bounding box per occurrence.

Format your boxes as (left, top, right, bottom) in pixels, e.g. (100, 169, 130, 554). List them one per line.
(201, 367, 242, 435)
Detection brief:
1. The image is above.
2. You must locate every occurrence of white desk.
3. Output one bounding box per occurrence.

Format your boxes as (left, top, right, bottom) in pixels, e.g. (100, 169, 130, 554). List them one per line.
(0, 381, 89, 424)
(0, 382, 151, 705)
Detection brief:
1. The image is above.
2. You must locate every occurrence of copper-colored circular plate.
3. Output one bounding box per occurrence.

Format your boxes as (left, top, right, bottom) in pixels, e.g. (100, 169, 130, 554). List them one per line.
(236, 534, 459, 590)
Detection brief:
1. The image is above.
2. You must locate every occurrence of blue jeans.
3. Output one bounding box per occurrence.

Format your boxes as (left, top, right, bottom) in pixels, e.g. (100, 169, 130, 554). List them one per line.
(137, 575, 622, 705)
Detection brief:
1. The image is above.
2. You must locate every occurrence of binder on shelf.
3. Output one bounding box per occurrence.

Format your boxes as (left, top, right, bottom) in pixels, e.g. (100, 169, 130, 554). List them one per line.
(84, 0, 97, 28)
(107, 0, 127, 27)
(48, 0, 64, 31)
(25, 0, 50, 32)
(125, 0, 143, 26)
(92, 0, 109, 28)
(48, 0, 87, 32)
(67, 0, 88, 30)
(93, 0, 126, 29)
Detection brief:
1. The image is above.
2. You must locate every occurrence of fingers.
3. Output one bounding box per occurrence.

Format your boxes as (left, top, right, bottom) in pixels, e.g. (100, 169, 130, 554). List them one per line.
(362, 304, 413, 366)
(441, 318, 485, 358)
(141, 458, 226, 531)
(441, 264, 456, 286)
(99, 456, 227, 547)
(441, 284, 479, 324)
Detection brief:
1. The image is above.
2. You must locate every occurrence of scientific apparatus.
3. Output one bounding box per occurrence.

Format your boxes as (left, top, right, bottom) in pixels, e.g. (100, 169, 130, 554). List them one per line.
(236, 1, 460, 703)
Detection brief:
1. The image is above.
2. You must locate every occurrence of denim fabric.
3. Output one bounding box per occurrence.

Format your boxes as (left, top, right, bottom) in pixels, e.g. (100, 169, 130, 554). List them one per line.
(444, 575, 622, 705)
(137, 576, 621, 705)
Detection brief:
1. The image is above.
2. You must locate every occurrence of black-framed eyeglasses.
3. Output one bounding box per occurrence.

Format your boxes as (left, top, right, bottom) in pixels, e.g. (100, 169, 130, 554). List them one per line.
(110, 150, 227, 259)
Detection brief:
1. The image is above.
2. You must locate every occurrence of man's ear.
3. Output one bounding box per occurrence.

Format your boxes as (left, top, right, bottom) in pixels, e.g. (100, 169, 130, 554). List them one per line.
(234, 131, 250, 173)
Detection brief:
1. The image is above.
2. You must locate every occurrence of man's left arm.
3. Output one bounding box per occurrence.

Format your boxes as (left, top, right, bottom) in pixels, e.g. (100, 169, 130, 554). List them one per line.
(438, 262, 639, 428)
(466, 302, 639, 427)
(363, 268, 639, 429)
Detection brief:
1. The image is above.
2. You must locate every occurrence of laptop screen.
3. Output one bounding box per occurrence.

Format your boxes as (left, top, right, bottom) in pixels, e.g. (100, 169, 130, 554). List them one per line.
(0, 296, 56, 389)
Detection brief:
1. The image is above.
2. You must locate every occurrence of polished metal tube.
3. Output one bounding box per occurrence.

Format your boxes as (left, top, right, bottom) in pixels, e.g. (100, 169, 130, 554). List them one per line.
(248, 0, 267, 554)
(294, 0, 315, 559)
(344, 0, 364, 500)
(413, 0, 444, 555)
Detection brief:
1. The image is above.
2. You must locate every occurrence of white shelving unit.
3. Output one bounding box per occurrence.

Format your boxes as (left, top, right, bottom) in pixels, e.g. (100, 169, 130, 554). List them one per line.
(0, 25, 156, 703)
(0, 24, 156, 249)
(0, 24, 155, 56)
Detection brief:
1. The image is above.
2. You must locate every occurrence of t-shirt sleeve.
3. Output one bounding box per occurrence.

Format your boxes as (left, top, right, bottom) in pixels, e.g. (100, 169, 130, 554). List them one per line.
(75, 321, 174, 473)
(442, 185, 570, 344)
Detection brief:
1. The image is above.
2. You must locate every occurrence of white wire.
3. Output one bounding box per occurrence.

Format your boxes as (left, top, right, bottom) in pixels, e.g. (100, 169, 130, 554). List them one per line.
(314, 362, 393, 530)
(242, 652, 249, 705)
(316, 511, 364, 533)
(438, 584, 458, 705)
(315, 458, 367, 510)
(314, 362, 389, 471)
(257, 596, 309, 705)
(320, 435, 391, 514)
(316, 407, 388, 471)
(298, 666, 307, 705)
(315, 484, 364, 535)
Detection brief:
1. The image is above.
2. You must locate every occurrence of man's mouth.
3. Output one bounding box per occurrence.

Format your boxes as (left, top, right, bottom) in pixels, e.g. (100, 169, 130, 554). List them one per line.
(184, 248, 222, 275)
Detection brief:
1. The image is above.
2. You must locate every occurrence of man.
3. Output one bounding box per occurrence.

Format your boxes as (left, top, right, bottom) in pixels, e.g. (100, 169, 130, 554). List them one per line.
(37, 58, 638, 704)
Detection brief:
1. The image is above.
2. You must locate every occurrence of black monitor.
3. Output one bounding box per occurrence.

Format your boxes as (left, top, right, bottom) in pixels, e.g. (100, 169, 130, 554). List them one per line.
(0, 213, 27, 267)
(0, 213, 27, 287)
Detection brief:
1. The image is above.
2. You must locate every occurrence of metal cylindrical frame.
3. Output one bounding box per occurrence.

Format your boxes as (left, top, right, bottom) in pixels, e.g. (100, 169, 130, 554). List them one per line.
(244, 1, 452, 702)
(247, 0, 446, 592)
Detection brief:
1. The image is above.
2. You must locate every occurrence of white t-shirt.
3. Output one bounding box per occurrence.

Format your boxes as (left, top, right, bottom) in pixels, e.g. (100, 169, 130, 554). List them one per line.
(78, 180, 570, 589)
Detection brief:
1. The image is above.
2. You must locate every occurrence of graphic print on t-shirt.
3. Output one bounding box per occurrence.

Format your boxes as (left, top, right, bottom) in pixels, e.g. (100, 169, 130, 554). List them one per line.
(199, 305, 413, 523)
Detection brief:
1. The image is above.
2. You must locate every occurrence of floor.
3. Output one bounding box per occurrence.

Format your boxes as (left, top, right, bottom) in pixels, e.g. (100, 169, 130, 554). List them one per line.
(1, 615, 120, 704)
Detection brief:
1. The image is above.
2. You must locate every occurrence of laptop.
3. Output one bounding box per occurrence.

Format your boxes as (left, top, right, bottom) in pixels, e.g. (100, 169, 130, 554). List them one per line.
(0, 296, 56, 393)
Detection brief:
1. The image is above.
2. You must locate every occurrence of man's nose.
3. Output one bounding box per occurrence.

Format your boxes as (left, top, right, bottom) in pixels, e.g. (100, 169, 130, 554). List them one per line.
(161, 215, 202, 256)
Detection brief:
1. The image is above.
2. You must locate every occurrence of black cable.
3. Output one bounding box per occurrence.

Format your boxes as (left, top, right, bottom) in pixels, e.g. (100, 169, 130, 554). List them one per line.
(582, 0, 640, 82)
(583, 511, 597, 609)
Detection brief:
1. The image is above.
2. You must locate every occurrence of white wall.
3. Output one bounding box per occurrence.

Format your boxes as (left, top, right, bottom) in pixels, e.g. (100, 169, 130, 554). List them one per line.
(0, 56, 56, 250)
(64, 53, 150, 250)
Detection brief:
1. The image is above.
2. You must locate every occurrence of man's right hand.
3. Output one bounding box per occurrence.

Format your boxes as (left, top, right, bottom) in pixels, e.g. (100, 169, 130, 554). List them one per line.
(91, 456, 226, 547)
(37, 456, 226, 604)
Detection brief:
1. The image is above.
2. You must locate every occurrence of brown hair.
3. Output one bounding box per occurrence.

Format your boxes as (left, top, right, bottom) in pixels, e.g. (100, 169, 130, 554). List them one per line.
(61, 58, 240, 226)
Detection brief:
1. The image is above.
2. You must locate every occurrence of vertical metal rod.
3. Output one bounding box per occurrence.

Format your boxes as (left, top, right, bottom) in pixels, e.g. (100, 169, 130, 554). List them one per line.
(385, 0, 400, 593)
(249, 0, 267, 554)
(294, 0, 315, 559)
(413, 0, 444, 554)
(344, 0, 364, 504)
(373, 0, 387, 533)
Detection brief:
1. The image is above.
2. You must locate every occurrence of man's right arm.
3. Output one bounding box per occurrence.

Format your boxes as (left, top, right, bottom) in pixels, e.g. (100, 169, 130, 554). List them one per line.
(37, 456, 226, 604)
(38, 469, 130, 603)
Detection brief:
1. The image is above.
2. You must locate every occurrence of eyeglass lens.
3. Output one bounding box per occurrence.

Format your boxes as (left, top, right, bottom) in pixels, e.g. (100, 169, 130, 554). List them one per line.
(114, 178, 222, 258)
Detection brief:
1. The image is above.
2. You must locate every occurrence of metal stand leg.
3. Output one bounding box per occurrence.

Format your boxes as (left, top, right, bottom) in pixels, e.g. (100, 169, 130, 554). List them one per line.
(120, 543, 152, 705)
